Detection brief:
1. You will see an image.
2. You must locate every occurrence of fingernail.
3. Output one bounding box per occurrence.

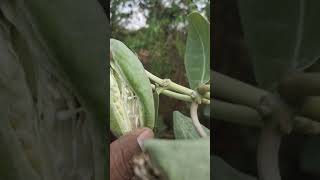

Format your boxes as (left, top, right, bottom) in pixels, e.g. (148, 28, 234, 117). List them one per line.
(137, 128, 154, 150)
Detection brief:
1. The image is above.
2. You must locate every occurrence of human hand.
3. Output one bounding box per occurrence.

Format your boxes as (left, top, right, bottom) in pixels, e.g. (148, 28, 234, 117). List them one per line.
(110, 128, 154, 180)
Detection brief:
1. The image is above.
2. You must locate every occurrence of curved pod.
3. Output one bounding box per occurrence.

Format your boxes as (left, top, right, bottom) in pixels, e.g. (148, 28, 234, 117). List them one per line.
(110, 38, 155, 136)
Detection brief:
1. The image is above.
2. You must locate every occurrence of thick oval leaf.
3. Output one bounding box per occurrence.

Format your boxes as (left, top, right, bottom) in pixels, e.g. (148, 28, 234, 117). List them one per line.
(0, 1, 107, 179)
(23, 2, 108, 178)
(173, 111, 210, 139)
(0, 23, 41, 180)
(24, 0, 109, 123)
(184, 12, 210, 89)
(212, 156, 257, 180)
(144, 138, 210, 180)
(238, 0, 320, 89)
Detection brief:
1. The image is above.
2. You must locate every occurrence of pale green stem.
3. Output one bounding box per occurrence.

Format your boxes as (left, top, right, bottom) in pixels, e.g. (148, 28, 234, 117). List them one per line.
(211, 70, 267, 108)
(151, 84, 210, 104)
(212, 99, 320, 135)
(190, 102, 208, 137)
(145, 70, 195, 96)
(294, 116, 320, 134)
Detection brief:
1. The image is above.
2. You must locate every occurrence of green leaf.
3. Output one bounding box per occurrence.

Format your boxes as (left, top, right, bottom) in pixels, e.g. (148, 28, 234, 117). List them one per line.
(212, 156, 257, 180)
(144, 138, 210, 180)
(173, 111, 210, 139)
(24, 0, 109, 123)
(184, 11, 210, 89)
(0, 1, 107, 179)
(23, 2, 108, 178)
(0, 21, 41, 180)
(238, 0, 320, 89)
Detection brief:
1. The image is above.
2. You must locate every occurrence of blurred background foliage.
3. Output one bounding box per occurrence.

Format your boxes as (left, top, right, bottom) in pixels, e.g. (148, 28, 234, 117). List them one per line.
(110, 0, 210, 137)
(111, 0, 209, 77)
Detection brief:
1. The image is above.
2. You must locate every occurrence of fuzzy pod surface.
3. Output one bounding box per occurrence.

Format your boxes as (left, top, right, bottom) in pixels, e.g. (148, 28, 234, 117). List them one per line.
(110, 38, 155, 137)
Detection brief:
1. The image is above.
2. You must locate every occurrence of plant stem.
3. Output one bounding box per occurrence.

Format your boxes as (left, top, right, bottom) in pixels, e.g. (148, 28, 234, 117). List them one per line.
(146, 70, 210, 103)
(190, 102, 208, 137)
(212, 98, 320, 135)
(211, 70, 268, 108)
(294, 116, 320, 134)
(211, 99, 263, 127)
(257, 124, 282, 180)
(151, 84, 210, 104)
(257, 93, 294, 180)
(145, 70, 195, 96)
(279, 72, 320, 98)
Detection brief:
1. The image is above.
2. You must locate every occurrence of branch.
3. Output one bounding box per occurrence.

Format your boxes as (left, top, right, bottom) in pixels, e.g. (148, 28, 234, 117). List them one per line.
(257, 124, 282, 180)
(294, 116, 320, 134)
(212, 99, 320, 135)
(145, 70, 194, 96)
(211, 99, 263, 127)
(190, 102, 208, 137)
(257, 94, 293, 180)
(279, 72, 320, 98)
(151, 84, 210, 104)
(211, 71, 268, 109)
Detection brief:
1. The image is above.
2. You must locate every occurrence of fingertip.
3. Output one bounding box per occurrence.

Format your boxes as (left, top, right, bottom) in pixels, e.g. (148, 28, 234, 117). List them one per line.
(137, 128, 154, 150)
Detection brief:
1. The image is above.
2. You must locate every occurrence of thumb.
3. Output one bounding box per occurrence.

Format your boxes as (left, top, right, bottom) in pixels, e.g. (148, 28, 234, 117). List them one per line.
(110, 128, 154, 180)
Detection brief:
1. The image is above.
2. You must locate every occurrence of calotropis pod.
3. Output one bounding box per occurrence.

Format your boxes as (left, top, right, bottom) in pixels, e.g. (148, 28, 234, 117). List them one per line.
(110, 38, 155, 137)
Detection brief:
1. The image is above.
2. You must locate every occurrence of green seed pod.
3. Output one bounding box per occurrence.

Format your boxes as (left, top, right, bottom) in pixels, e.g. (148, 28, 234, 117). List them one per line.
(110, 38, 155, 137)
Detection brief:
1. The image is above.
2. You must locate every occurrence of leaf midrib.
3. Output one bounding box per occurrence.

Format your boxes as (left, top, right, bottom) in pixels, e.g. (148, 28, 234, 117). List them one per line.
(190, 17, 207, 85)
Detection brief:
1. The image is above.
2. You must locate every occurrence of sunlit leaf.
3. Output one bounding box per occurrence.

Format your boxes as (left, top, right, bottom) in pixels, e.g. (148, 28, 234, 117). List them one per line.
(184, 12, 210, 89)
(173, 111, 210, 139)
(144, 138, 210, 180)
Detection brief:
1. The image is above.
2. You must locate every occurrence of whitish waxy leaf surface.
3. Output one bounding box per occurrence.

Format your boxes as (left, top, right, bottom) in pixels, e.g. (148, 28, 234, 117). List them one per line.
(173, 111, 210, 139)
(144, 138, 210, 180)
(184, 12, 210, 89)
